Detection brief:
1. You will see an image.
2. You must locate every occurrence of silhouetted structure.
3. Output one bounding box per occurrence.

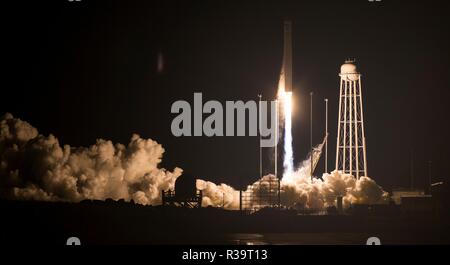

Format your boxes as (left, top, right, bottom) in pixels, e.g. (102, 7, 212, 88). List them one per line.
(162, 174, 202, 208)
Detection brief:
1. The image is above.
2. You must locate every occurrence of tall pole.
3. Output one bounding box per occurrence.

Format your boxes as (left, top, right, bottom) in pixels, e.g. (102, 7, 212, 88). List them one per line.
(310, 91, 314, 182)
(325, 98, 328, 173)
(258, 94, 262, 180)
(358, 77, 368, 177)
(336, 79, 343, 171)
(275, 99, 278, 180)
(239, 190, 242, 212)
(410, 149, 414, 190)
(274, 99, 279, 208)
(428, 160, 432, 195)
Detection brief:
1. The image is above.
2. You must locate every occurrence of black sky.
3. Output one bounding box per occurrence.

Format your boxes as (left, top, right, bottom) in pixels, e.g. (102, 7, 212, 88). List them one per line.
(3, 0, 450, 191)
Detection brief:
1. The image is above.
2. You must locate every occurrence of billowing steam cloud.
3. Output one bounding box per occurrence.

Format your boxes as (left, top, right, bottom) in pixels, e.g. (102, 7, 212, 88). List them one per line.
(281, 158, 389, 210)
(196, 179, 240, 209)
(198, 155, 389, 210)
(1, 113, 388, 210)
(0, 113, 182, 205)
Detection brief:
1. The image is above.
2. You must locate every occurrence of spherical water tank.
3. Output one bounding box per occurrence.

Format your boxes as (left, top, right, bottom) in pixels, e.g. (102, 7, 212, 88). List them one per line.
(340, 62, 357, 74)
(340, 61, 359, 81)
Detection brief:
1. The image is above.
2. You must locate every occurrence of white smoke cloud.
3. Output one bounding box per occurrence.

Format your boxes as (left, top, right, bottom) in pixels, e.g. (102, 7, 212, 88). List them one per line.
(196, 179, 240, 210)
(1, 113, 388, 210)
(196, 156, 389, 211)
(281, 158, 390, 210)
(0, 113, 182, 205)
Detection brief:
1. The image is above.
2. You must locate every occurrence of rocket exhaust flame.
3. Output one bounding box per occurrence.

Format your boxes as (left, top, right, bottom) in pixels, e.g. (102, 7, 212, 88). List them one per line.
(283, 92, 294, 176)
(278, 88, 294, 177)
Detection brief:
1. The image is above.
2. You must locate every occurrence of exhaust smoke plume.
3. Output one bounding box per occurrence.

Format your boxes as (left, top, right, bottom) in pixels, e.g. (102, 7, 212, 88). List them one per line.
(196, 179, 240, 209)
(0, 113, 182, 205)
(281, 157, 389, 209)
(1, 114, 388, 210)
(197, 151, 389, 210)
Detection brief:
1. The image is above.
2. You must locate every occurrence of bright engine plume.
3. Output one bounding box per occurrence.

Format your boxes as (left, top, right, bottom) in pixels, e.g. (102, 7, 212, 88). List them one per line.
(277, 86, 294, 177)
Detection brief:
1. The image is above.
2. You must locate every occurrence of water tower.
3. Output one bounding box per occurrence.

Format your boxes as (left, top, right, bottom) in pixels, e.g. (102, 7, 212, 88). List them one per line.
(335, 60, 368, 179)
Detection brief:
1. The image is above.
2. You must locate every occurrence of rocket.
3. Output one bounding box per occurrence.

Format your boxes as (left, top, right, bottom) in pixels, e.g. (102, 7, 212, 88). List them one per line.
(280, 20, 293, 92)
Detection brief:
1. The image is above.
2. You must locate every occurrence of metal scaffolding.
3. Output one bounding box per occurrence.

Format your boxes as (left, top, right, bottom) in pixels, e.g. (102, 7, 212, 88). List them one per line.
(335, 60, 368, 179)
(162, 189, 202, 208)
(241, 175, 280, 211)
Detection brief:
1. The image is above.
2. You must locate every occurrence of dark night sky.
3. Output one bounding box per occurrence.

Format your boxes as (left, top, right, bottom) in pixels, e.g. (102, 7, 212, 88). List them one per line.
(2, 0, 450, 191)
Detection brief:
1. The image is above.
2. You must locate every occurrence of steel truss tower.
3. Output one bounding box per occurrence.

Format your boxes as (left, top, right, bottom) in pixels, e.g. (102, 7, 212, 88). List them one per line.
(335, 60, 368, 179)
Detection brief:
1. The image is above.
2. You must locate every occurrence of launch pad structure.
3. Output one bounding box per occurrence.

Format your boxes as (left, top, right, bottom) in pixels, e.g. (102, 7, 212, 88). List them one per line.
(162, 190, 203, 208)
(162, 21, 370, 212)
(240, 23, 370, 210)
(241, 175, 281, 211)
